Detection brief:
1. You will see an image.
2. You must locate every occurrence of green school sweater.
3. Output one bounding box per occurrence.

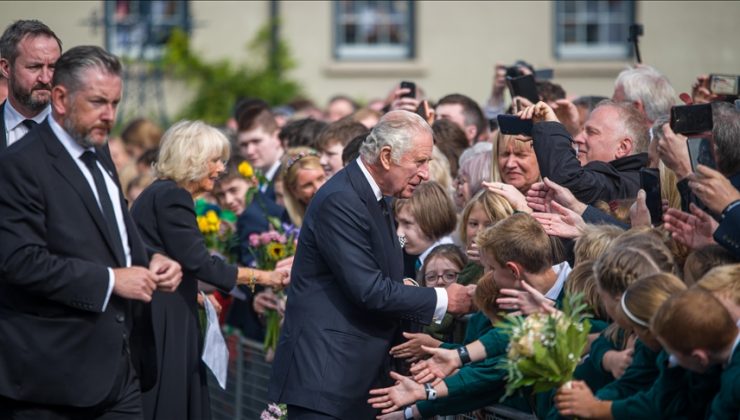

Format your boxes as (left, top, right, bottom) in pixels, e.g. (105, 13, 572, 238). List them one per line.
(708, 343, 740, 420)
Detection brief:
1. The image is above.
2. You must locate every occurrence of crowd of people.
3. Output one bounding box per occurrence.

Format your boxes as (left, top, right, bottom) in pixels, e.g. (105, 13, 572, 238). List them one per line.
(0, 17, 738, 420)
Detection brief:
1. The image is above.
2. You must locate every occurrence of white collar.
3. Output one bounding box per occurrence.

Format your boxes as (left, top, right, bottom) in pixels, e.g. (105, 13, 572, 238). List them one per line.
(728, 321, 740, 367)
(545, 261, 571, 300)
(418, 236, 455, 266)
(4, 100, 50, 130)
(357, 156, 383, 202)
(264, 158, 282, 182)
(48, 116, 94, 160)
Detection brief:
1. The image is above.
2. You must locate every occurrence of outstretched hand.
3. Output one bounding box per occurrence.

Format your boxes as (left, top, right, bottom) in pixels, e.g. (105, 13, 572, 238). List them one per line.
(368, 371, 425, 414)
(409, 345, 459, 383)
(497, 280, 557, 316)
(526, 177, 586, 215)
(663, 204, 718, 249)
(389, 332, 442, 362)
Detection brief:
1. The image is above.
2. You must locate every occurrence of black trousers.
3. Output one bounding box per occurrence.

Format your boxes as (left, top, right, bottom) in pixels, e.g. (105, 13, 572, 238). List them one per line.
(0, 345, 143, 420)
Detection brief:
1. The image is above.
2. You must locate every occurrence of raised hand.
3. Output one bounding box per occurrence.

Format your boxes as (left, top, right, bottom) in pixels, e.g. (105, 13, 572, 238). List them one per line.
(497, 280, 556, 316)
(551, 99, 581, 136)
(688, 165, 740, 214)
(526, 177, 586, 215)
(410, 345, 459, 383)
(517, 101, 559, 124)
(663, 204, 718, 249)
(368, 371, 425, 414)
(389, 332, 442, 362)
(483, 181, 532, 213)
(629, 189, 652, 228)
(656, 124, 691, 180)
(532, 201, 586, 239)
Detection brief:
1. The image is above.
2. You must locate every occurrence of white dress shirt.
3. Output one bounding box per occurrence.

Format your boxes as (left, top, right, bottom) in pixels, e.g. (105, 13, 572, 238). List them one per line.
(49, 116, 131, 310)
(3, 101, 50, 147)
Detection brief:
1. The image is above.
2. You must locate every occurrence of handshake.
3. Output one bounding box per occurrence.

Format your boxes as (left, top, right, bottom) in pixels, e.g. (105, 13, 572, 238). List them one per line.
(113, 253, 183, 302)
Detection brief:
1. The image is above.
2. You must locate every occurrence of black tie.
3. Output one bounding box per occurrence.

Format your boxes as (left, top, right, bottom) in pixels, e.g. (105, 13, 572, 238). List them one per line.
(378, 197, 396, 245)
(80, 151, 126, 264)
(21, 119, 37, 130)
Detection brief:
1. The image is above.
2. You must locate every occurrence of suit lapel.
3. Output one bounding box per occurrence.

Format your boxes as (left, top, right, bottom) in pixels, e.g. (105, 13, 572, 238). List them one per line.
(346, 161, 403, 283)
(42, 122, 125, 266)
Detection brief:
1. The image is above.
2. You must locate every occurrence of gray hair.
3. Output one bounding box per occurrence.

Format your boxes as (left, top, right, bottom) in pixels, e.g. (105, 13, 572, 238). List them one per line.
(155, 120, 231, 185)
(52, 46, 121, 95)
(595, 99, 651, 155)
(615, 65, 677, 122)
(359, 110, 432, 164)
(0, 19, 61, 64)
(712, 101, 740, 176)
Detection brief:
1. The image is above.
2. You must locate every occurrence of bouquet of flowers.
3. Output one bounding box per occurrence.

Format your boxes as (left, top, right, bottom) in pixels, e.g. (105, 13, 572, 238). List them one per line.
(195, 201, 237, 263)
(495, 293, 591, 399)
(249, 221, 300, 354)
(260, 403, 287, 420)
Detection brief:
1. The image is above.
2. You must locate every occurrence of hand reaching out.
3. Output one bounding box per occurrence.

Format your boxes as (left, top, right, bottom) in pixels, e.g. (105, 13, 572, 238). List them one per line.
(532, 201, 586, 239)
(483, 181, 532, 213)
(688, 165, 740, 214)
(368, 371, 426, 414)
(663, 204, 718, 249)
(409, 345, 460, 383)
(389, 332, 442, 362)
(517, 101, 559, 124)
(526, 177, 587, 215)
(496, 280, 557, 316)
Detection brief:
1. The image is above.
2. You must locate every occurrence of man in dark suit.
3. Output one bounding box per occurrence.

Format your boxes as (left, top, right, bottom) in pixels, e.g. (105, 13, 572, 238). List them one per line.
(268, 110, 474, 419)
(0, 45, 182, 418)
(0, 19, 61, 152)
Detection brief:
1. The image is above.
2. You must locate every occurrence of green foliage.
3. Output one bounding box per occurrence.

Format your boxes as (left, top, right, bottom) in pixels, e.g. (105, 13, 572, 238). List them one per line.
(162, 23, 302, 125)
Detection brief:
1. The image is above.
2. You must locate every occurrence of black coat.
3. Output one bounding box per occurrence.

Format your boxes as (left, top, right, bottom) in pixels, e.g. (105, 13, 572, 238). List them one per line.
(130, 178, 237, 420)
(0, 120, 155, 406)
(532, 121, 648, 204)
(267, 160, 437, 419)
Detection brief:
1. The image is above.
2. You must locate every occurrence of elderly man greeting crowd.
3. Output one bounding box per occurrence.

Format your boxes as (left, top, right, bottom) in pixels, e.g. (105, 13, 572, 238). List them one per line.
(1, 8, 740, 420)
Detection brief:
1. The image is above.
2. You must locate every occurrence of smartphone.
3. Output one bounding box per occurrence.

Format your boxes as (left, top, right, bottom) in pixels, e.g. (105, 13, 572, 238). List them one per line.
(709, 74, 740, 96)
(400, 81, 416, 99)
(507, 74, 539, 105)
(639, 168, 662, 225)
(687, 136, 717, 172)
(497, 114, 533, 136)
(670, 103, 713, 135)
(534, 68, 554, 80)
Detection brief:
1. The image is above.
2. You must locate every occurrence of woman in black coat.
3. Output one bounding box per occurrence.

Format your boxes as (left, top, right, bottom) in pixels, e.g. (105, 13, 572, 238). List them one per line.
(131, 120, 288, 420)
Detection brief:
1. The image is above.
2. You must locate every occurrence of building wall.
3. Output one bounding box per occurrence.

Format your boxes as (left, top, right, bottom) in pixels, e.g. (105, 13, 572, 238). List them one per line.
(1, 1, 739, 120)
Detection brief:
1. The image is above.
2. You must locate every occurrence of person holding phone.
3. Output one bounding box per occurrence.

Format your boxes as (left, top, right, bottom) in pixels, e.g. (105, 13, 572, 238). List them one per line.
(518, 100, 650, 205)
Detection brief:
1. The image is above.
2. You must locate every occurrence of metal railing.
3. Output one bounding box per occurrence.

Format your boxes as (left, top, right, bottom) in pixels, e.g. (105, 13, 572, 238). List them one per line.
(208, 331, 535, 420)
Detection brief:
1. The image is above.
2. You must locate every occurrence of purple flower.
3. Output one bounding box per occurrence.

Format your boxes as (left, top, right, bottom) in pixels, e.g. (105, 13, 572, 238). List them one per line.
(249, 233, 260, 247)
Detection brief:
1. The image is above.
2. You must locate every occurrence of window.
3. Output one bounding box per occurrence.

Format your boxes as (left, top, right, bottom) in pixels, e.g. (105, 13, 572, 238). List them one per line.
(554, 0, 635, 60)
(105, 0, 190, 60)
(333, 0, 415, 60)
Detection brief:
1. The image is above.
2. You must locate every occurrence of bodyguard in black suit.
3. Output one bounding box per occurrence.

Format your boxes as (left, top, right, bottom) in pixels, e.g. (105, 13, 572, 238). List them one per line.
(0, 20, 61, 152)
(268, 111, 474, 419)
(0, 46, 182, 418)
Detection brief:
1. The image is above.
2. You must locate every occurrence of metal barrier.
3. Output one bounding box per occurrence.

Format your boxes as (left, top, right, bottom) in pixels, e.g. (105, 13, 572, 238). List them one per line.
(207, 331, 535, 420)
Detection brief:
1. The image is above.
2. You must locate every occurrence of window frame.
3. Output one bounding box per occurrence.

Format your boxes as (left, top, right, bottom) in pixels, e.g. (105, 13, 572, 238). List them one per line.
(553, 0, 636, 61)
(332, 0, 416, 61)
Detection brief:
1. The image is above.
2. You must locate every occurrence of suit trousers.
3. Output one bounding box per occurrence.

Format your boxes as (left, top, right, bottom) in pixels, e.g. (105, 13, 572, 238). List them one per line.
(0, 342, 143, 420)
(287, 404, 343, 420)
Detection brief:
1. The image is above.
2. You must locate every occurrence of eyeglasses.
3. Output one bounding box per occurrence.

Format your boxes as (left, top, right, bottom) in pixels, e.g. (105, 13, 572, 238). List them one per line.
(424, 270, 460, 284)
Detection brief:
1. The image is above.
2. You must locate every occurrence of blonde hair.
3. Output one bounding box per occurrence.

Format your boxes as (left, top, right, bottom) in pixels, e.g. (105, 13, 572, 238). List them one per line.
(652, 289, 736, 355)
(696, 264, 740, 307)
(621, 273, 686, 328)
(490, 131, 540, 192)
(573, 224, 624, 265)
(459, 190, 514, 246)
(474, 271, 501, 321)
(565, 262, 606, 320)
(428, 146, 453, 196)
(593, 245, 667, 298)
(395, 181, 457, 241)
(155, 120, 230, 185)
(281, 147, 322, 227)
(477, 213, 552, 274)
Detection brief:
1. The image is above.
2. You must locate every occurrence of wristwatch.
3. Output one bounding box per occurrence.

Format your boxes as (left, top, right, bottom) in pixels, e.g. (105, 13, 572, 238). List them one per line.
(457, 345, 472, 365)
(424, 382, 437, 401)
(403, 406, 414, 420)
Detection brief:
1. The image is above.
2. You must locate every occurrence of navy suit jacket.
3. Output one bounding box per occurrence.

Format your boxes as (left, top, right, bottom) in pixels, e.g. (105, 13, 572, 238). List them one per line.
(267, 160, 437, 419)
(0, 120, 156, 406)
(0, 101, 8, 152)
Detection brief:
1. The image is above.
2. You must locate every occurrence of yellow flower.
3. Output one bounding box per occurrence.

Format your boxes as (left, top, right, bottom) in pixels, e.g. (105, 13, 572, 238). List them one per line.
(197, 216, 208, 233)
(238, 161, 254, 178)
(266, 242, 286, 260)
(205, 210, 219, 224)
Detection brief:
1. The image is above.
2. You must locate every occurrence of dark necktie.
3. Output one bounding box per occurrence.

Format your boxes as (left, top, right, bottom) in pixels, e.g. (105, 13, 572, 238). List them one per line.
(378, 197, 396, 245)
(21, 119, 38, 130)
(80, 151, 126, 265)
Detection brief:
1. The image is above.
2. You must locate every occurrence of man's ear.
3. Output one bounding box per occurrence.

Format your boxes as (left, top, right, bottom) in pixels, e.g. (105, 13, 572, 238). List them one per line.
(464, 125, 477, 145)
(633, 99, 645, 116)
(379, 145, 393, 170)
(0, 58, 9, 79)
(50, 85, 67, 117)
(615, 136, 633, 159)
